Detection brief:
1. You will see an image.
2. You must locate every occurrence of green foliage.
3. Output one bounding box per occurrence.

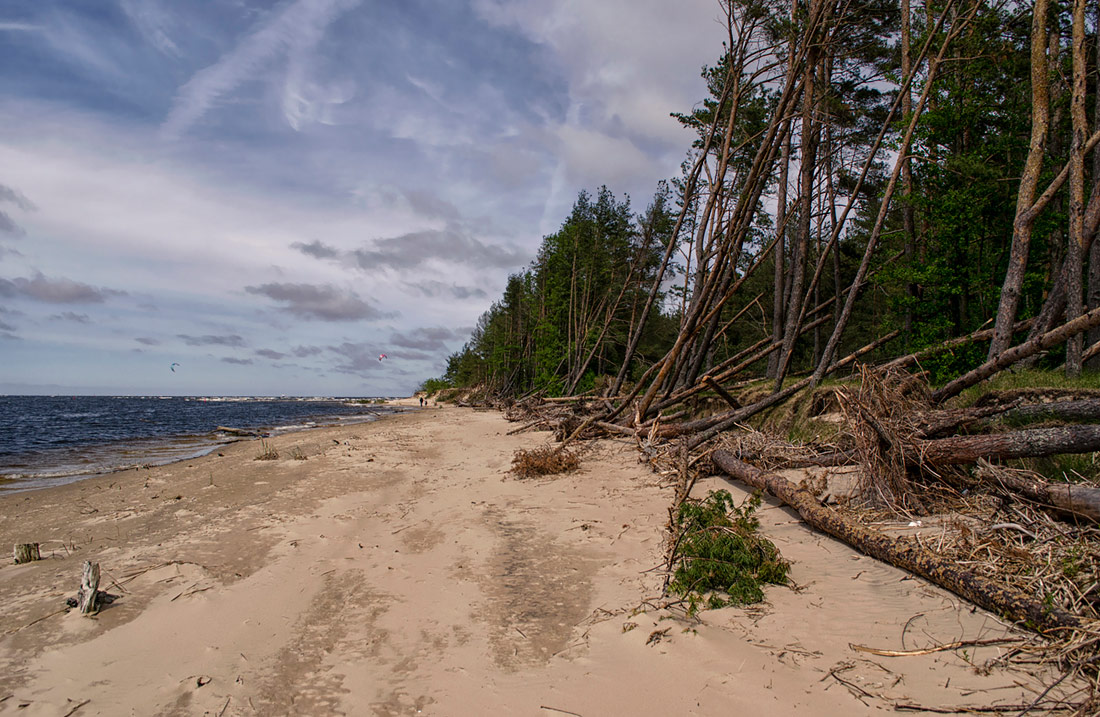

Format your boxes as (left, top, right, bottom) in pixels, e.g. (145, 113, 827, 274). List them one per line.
(917, 340, 989, 386)
(425, 185, 676, 396)
(419, 377, 451, 394)
(668, 490, 789, 613)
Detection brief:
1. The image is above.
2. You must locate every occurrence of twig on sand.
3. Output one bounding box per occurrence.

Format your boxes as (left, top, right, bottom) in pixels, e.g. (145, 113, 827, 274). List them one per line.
(893, 703, 1072, 714)
(216, 696, 231, 717)
(540, 707, 583, 717)
(825, 665, 877, 704)
(3, 607, 69, 635)
(850, 638, 1025, 657)
(61, 699, 90, 717)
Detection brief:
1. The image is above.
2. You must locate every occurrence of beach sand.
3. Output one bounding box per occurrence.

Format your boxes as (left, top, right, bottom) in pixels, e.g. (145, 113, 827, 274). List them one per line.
(0, 405, 1058, 715)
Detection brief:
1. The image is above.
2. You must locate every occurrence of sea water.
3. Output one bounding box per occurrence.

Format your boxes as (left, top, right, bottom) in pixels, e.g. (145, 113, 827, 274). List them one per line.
(0, 395, 400, 493)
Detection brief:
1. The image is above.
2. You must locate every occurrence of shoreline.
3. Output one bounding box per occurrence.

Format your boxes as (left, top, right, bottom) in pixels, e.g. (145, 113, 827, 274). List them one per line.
(0, 397, 417, 495)
(0, 405, 1062, 714)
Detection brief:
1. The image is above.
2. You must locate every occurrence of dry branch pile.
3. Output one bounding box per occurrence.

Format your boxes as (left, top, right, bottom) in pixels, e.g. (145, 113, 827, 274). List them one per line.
(492, 363, 1100, 709)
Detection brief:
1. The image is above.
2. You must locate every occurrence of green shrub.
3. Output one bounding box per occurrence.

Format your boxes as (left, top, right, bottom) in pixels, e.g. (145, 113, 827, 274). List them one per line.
(668, 490, 789, 613)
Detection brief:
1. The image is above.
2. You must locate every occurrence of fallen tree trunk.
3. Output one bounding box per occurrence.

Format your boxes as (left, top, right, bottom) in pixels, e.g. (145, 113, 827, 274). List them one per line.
(980, 464, 1100, 524)
(916, 424, 1100, 466)
(913, 401, 1023, 438)
(976, 398, 1100, 427)
(932, 305, 1100, 404)
(711, 450, 1082, 634)
(878, 319, 1033, 373)
(679, 330, 901, 449)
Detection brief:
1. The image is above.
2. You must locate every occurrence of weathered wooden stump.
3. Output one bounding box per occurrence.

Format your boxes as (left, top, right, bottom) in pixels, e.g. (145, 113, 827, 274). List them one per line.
(13, 543, 40, 564)
(78, 561, 100, 614)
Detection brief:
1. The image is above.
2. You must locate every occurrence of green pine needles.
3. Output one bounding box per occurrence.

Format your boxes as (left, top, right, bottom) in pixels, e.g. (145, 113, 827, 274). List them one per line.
(669, 490, 789, 613)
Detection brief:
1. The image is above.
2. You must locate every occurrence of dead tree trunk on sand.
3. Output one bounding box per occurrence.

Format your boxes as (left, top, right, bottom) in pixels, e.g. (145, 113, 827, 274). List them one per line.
(78, 561, 100, 615)
(712, 450, 1082, 634)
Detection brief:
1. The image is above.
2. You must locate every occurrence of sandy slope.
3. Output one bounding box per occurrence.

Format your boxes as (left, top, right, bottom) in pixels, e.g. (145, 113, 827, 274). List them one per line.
(0, 406, 1057, 715)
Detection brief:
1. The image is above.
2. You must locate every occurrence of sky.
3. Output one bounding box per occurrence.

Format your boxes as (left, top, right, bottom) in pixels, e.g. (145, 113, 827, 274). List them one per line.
(0, 0, 729, 397)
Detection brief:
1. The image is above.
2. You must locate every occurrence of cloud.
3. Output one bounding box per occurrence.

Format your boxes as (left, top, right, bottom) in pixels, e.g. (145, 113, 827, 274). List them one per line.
(0, 319, 15, 332)
(291, 239, 340, 259)
(0, 22, 41, 32)
(119, 0, 181, 57)
(403, 280, 488, 300)
(245, 282, 385, 321)
(400, 189, 461, 221)
(0, 183, 35, 211)
(255, 348, 287, 359)
(328, 341, 387, 372)
(135, 337, 160, 346)
(0, 272, 124, 304)
(50, 311, 91, 323)
(0, 183, 37, 237)
(389, 326, 466, 351)
(221, 356, 254, 365)
(0, 212, 23, 237)
(163, 0, 361, 136)
(292, 345, 323, 357)
(353, 225, 526, 271)
(177, 333, 247, 347)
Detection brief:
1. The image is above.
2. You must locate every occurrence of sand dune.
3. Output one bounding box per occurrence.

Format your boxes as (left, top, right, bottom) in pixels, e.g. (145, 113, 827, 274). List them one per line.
(0, 406, 1057, 715)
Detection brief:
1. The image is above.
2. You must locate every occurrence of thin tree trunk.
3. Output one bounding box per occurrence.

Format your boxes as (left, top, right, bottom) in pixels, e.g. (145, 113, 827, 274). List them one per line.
(1065, 0, 1088, 376)
(932, 304, 1100, 404)
(988, 0, 1051, 358)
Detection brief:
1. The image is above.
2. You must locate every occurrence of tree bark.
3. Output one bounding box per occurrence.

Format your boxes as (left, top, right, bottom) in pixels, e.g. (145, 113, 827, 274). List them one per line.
(979, 398, 1100, 427)
(988, 0, 1051, 358)
(917, 424, 1100, 466)
(13, 543, 40, 564)
(981, 467, 1100, 524)
(78, 561, 101, 615)
(711, 450, 1082, 634)
(1064, 0, 1089, 376)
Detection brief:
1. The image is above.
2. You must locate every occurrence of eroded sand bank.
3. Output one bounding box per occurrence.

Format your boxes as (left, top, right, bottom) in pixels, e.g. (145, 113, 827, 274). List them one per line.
(0, 406, 1055, 715)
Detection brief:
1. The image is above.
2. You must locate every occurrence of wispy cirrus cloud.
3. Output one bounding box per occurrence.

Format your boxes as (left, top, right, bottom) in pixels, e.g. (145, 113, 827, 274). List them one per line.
(119, 0, 181, 57)
(162, 0, 360, 136)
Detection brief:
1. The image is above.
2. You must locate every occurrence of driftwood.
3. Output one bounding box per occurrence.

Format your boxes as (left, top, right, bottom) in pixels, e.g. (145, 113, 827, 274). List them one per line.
(215, 426, 259, 437)
(78, 561, 100, 614)
(13, 543, 40, 564)
(711, 450, 1083, 634)
(916, 424, 1100, 466)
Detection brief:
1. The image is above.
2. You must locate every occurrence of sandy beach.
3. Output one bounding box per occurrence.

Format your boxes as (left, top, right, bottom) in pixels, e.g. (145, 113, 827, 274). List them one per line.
(0, 405, 1060, 715)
